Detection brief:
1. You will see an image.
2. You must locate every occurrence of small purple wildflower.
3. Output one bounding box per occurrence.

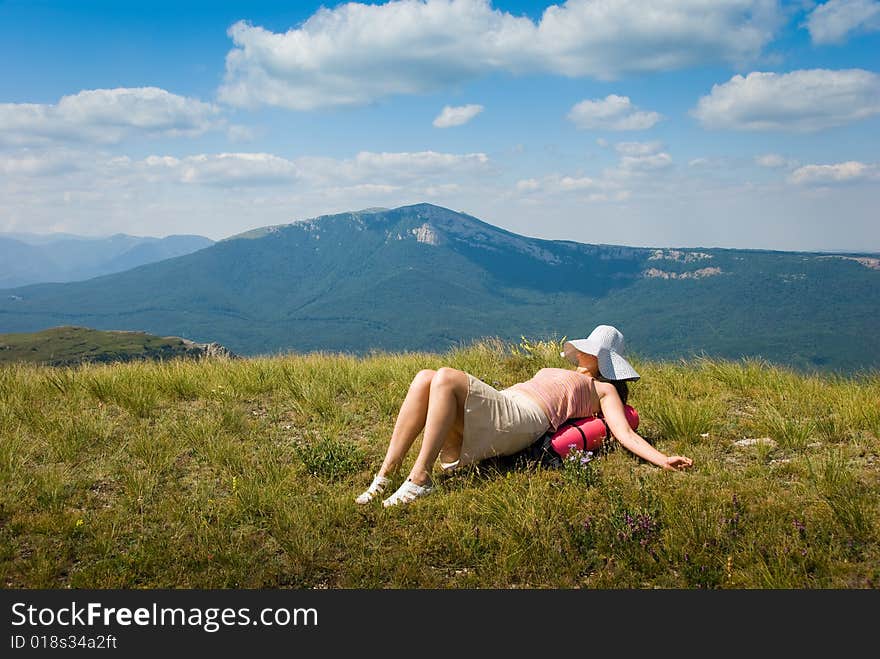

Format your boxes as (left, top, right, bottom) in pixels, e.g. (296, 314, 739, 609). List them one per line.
(615, 509, 660, 548)
(724, 494, 743, 536)
(564, 448, 598, 485)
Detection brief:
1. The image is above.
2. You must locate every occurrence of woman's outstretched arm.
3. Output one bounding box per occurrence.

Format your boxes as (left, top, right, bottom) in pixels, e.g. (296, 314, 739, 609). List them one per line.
(597, 382, 693, 471)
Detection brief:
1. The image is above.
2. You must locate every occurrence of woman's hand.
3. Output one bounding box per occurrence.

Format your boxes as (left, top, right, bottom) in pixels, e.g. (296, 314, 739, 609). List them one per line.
(662, 455, 693, 471)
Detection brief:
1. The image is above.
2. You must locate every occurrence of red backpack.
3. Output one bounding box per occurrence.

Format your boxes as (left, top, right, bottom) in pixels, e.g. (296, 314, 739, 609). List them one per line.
(548, 404, 640, 458)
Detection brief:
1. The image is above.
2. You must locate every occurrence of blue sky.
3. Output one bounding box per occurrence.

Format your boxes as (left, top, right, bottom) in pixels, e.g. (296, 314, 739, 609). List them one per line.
(1, 0, 878, 251)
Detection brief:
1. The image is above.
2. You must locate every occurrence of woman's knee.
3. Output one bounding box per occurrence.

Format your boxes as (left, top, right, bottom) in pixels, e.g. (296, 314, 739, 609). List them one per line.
(432, 367, 465, 390)
(411, 369, 436, 389)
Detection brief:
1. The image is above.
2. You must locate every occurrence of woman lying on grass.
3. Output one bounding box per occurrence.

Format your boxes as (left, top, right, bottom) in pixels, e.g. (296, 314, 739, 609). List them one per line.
(356, 325, 694, 507)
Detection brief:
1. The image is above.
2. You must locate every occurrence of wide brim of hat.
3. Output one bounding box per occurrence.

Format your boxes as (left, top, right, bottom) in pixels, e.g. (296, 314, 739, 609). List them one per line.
(561, 340, 640, 381)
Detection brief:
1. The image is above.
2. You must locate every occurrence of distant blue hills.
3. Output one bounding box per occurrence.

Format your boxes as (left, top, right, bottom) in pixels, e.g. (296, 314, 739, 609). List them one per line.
(0, 231, 214, 287)
(1, 203, 878, 372)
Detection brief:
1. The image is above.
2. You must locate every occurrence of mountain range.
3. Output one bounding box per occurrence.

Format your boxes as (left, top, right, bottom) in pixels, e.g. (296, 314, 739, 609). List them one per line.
(1, 203, 878, 372)
(0, 231, 214, 287)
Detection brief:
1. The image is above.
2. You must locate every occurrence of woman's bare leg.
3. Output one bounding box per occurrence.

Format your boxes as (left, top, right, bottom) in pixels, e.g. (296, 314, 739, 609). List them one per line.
(377, 369, 436, 478)
(407, 367, 467, 486)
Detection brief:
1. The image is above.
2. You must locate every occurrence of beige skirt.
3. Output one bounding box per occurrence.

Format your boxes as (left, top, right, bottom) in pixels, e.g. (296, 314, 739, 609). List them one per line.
(439, 373, 551, 471)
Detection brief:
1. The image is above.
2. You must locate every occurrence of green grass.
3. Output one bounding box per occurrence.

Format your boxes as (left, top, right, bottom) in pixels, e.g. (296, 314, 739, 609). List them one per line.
(0, 326, 217, 367)
(1, 337, 878, 589)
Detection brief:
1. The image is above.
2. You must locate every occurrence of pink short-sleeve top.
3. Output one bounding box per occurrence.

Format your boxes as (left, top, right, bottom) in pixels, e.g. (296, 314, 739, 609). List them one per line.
(508, 367, 595, 432)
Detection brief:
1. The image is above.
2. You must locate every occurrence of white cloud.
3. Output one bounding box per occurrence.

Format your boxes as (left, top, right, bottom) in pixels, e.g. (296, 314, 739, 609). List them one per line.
(218, 0, 783, 110)
(0, 87, 223, 145)
(516, 178, 541, 192)
(226, 125, 260, 142)
(789, 160, 879, 184)
(324, 183, 402, 195)
(324, 150, 490, 184)
(142, 155, 176, 167)
(4, 150, 878, 251)
(687, 156, 748, 169)
(568, 95, 662, 131)
(804, 0, 880, 44)
(691, 69, 880, 131)
(4, 148, 490, 190)
(433, 104, 484, 127)
(0, 151, 81, 176)
(175, 153, 300, 186)
(619, 152, 673, 171)
(98, 149, 488, 192)
(515, 173, 614, 195)
(611, 145, 673, 177)
(755, 153, 799, 168)
(688, 157, 712, 167)
(424, 183, 462, 196)
(558, 176, 600, 191)
(756, 153, 786, 167)
(351, 150, 487, 169)
(513, 171, 634, 202)
(614, 141, 664, 156)
(0, 147, 498, 239)
(514, 140, 672, 201)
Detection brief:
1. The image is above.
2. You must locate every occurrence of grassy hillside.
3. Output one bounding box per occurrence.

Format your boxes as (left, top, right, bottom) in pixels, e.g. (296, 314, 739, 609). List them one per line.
(0, 326, 224, 367)
(1, 337, 878, 588)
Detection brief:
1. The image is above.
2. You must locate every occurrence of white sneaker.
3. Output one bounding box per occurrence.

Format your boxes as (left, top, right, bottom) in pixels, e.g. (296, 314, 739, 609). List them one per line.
(382, 479, 434, 507)
(355, 474, 392, 505)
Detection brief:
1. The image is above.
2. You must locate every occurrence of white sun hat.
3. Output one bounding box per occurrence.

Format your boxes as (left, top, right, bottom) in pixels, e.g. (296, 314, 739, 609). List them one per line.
(560, 324, 640, 381)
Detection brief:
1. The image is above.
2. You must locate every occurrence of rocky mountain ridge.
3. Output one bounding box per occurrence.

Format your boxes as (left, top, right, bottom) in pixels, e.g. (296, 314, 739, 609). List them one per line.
(1, 203, 877, 371)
